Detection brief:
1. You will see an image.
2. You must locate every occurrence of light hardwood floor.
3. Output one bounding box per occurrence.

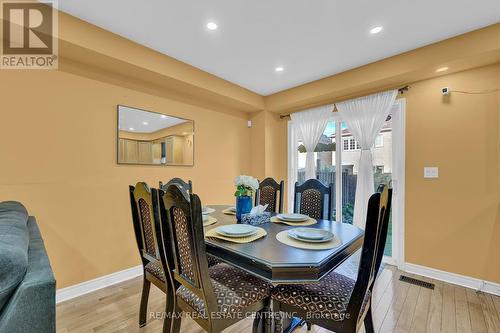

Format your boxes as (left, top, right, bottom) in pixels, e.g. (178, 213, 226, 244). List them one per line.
(57, 265, 500, 333)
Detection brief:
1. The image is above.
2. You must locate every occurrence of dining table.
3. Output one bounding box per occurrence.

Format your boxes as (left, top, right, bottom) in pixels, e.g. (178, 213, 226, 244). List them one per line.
(203, 205, 365, 333)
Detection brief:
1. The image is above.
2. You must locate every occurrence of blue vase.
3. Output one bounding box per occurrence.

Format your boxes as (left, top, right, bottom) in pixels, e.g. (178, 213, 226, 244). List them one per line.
(236, 195, 252, 223)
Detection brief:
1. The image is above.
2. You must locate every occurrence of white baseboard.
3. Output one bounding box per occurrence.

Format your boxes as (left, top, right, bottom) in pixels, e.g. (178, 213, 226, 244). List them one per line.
(56, 265, 143, 304)
(403, 262, 500, 296)
(55, 262, 500, 304)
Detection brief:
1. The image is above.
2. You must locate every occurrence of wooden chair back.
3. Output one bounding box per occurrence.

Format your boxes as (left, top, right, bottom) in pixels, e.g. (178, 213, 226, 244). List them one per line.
(159, 184, 217, 320)
(159, 178, 193, 195)
(374, 185, 393, 275)
(345, 185, 391, 330)
(255, 177, 284, 213)
(294, 179, 334, 220)
(129, 182, 162, 263)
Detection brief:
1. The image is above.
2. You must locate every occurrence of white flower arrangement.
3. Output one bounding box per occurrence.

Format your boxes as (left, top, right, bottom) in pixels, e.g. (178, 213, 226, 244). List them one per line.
(234, 175, 259, 197)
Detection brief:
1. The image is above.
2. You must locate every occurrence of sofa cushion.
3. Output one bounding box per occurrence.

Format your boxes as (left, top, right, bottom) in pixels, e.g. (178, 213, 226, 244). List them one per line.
(0, 217, 56, 333)
(0, 201, 29, 312)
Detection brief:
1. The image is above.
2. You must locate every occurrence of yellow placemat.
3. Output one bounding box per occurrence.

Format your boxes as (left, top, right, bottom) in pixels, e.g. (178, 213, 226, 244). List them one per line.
(203, 216, 217, 227)
(222, 208, 236, 215)
(205, 227, 267, 243)
(276, 230, 342, 250)
(270, 216, 317, 226)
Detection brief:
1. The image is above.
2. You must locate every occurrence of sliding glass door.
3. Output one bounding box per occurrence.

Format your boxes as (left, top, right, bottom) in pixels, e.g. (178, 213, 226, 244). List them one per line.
(288, 99, 405, 265)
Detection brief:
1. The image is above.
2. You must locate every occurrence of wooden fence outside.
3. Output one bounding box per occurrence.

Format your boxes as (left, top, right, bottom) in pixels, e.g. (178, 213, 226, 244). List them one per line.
(297, 170, 357, 207)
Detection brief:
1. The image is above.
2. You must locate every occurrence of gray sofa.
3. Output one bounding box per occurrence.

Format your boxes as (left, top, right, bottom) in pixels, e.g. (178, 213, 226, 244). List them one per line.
(0, 201, 56, 333)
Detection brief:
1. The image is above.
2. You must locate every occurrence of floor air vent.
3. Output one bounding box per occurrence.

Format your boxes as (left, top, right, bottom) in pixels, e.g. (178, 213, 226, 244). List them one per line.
(399, 275, 435, 290)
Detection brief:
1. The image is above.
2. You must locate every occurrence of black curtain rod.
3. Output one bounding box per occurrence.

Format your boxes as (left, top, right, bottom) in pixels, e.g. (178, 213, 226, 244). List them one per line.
(279, 85, 409, 119)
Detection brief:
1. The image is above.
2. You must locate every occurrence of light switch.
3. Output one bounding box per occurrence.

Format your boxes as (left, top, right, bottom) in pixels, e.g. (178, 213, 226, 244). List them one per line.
(424, 167, 439, 178)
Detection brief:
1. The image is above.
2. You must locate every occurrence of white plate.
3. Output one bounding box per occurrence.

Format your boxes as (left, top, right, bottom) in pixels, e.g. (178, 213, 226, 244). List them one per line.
(216, 224, 258, 238)
(288, 228, 334, 243)
(276, 213, 309, 222)
(202, 215, 209, 222)
(227, 206, 236, 212)
(202, 207, 215, 215)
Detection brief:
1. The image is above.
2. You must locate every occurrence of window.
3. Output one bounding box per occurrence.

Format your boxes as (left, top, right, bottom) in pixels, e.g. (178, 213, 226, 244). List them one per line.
(375, 134, 384, 147)
(343, 138, 360, 151)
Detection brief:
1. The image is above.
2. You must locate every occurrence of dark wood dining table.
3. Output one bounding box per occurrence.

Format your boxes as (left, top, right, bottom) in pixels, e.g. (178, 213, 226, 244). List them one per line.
(204, 205, 365, 332)
(205, 205, 364, 283)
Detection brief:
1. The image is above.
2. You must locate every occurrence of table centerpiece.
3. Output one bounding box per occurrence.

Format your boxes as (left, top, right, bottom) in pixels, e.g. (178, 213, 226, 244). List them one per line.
(234, 175, 259, 222)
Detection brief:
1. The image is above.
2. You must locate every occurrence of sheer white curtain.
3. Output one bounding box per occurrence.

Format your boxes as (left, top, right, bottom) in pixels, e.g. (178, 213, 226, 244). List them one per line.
(336, 90, 397, 228)
(291, 105, 333, 180)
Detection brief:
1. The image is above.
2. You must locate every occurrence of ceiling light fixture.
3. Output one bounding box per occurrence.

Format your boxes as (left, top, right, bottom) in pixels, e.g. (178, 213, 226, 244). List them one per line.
(206, 22, 218, 30)
(275, 66, 284, 72)
(142, 121, 149, 125)
(369, 26, 383, 34)
(160, 115, 167, 119)
(129, 127, 135, 131)
(436, 66, 449, 73)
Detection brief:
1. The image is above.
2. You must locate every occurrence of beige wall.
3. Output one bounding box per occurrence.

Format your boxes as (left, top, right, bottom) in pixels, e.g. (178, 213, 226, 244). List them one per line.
(403, 64, 500, 283)
(249, 110, 288, 209)
(0, 69, 251, 288)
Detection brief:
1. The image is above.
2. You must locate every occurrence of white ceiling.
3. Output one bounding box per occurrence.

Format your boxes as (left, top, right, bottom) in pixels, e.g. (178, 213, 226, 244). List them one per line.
(118, 106, 188, 133)
(59, 1, 500, 95)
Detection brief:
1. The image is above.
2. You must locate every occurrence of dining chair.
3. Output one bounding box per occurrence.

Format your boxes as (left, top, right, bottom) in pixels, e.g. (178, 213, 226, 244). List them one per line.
(335, 184, 393, 280)
(159, 184, 273, 333)
(129, 182, 175, 332)
(160, 177, 221, 268)
(159, 177, 193, 195)
(272, 185, 392, 333)
(294, 179, 334, 220)
(255, 177, 284, 213)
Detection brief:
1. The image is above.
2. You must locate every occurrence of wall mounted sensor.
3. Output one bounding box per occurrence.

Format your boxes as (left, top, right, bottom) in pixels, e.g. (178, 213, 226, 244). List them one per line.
(441, 87, 450, 95)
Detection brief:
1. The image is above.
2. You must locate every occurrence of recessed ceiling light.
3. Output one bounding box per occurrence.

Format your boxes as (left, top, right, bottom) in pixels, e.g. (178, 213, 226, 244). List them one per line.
(436, 66, 449, 72)
(129, 127, 135, 131)
(206, 22, 218, 30)
(370, 26, 383, 34)
(142, 121, 149, 125)
(275, 66, 284, 72)
(160, 115, 167, 119)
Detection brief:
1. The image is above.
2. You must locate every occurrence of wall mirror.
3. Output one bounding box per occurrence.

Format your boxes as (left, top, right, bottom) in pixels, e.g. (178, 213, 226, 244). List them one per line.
(117, 105, 194, 166)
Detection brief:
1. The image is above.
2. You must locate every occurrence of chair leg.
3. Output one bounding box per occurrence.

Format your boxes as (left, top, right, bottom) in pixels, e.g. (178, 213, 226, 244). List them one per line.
(162, 291, 175, 333)
(139, 277, 151, 327)
(264, 305, 272, 333)
(274, 311, 283, 333)
(171, 304, 182, 333)
(271, 299, 283, 333)
(364, 307, 375, 333)
(306, 321, 312, 331)
(252, 308, 264, 333)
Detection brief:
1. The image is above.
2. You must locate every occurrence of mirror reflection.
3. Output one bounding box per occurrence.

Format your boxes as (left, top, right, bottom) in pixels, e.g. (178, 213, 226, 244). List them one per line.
(117, 105, 194, 166)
